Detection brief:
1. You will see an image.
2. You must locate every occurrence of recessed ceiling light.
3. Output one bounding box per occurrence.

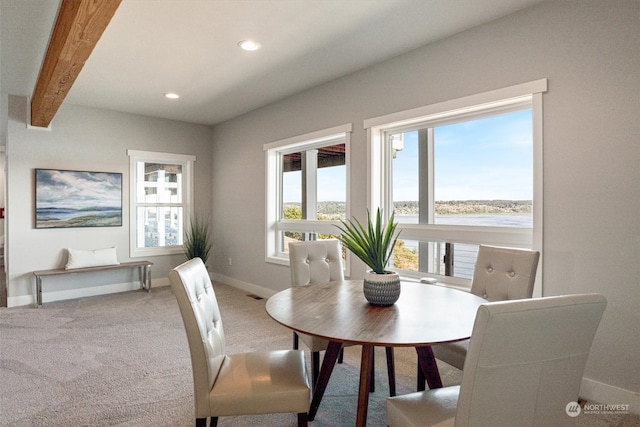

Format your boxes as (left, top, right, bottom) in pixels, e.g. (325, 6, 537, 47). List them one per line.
(164, 93, 180, 99)
(238, 39, 261, 51)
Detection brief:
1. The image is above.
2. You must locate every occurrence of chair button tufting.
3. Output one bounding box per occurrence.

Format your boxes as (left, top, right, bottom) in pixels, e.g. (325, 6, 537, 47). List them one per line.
(483, 293, 488, 299)
(487, 267, 493, 273)
(509, 271, 516, 277)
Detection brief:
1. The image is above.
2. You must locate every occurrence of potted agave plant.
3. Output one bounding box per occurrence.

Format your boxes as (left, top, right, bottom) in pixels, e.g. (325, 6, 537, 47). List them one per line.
(336, 208, 401, 306)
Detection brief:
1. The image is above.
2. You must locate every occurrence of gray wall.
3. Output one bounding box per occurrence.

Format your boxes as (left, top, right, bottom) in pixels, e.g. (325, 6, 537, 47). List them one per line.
(209, 1, 639, 407)
(6, 97, 213, 306)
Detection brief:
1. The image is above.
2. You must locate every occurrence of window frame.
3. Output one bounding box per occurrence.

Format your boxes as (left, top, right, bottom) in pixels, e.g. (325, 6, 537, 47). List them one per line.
(264, 124, 352, 266)
(128, 149, 195, 258)
(364, 79, 546, 289)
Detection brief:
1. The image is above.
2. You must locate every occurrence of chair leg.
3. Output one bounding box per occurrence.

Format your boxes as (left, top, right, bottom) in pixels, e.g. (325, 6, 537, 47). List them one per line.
(312, 351, 320, 389)
(385, 346, 396, 396)
(338, 347, 344, 363)
(196, 418, 208, 427)
(293, 331, 299, 349)
(298, 412, 308, 427)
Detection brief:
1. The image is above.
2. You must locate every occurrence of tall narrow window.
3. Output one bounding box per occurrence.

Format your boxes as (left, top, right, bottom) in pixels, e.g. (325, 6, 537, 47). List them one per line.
(265, 124, 351, 265)
(128, 150, 195, 257)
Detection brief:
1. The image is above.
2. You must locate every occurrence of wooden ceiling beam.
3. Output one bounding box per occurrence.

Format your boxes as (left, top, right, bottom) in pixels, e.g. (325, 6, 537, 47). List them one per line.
(30, 0, 121, 128)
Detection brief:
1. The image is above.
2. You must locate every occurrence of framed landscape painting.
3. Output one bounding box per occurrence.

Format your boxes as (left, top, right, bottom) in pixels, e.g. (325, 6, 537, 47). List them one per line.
(35, 169, 123, 229)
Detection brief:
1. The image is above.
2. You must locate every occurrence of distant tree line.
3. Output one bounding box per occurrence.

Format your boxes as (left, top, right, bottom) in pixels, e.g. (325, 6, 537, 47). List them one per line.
(283, 200, 532, 218)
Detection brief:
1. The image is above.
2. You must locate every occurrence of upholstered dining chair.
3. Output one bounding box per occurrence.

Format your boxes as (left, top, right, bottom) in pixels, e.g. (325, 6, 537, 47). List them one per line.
(431, 245, 540, 371)
(387, 294, 607, 427)
(170, 258, 310, 427)
(289, 240, 397, 394)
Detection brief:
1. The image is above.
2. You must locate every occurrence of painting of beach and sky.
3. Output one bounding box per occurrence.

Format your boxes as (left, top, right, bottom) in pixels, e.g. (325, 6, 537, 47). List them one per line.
(35, 169, 122, 229)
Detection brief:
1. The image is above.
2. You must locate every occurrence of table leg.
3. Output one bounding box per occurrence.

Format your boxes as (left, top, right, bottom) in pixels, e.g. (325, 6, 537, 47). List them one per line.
(355, 344, 374, 427)
(308, 340, 342, 421)
(385, 346, 396, 396)
(417, 361, 425, 391)
(415, 346, 443, 390)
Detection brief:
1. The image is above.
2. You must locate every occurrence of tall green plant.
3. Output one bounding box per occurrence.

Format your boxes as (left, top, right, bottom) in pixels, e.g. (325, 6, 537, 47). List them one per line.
(335, 208, 400, 274)
(184, 215, 212, 265)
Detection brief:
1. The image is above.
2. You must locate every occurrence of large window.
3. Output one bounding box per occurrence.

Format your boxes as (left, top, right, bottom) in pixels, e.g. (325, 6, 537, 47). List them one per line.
(366, 80, 546, 287)
(265, 124, 351, 265)
(128, 150, 195, 257)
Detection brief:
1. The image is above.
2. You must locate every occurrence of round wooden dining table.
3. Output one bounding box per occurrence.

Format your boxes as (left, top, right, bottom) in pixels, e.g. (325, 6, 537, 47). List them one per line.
(265, 279, 487, 427)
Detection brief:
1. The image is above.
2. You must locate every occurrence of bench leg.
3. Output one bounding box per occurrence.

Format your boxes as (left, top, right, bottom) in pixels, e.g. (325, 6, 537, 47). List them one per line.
(36, 276, 43, 308)
(143, 265, 151, 292)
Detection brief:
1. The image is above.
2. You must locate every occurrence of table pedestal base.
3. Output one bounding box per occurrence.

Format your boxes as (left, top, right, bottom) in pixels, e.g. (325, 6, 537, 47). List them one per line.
(308, 342, 442, 427)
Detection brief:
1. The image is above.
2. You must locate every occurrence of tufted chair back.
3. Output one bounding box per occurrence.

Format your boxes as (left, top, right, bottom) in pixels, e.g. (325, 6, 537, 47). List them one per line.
(387, 294, 607, 427)
(170, 257, 225, 414)
(288, 240, 344, 286)
(430, 245, 541, 372)
(470, 245, 540, 302)
(455, 294, 606, 426)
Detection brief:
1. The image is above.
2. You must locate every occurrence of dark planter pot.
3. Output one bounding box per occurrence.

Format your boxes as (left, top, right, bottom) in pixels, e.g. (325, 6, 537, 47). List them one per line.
(363, 270, 401, 306)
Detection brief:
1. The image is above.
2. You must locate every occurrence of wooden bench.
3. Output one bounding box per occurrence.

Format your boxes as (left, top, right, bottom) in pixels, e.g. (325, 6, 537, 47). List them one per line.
(33, 261, 153, 307)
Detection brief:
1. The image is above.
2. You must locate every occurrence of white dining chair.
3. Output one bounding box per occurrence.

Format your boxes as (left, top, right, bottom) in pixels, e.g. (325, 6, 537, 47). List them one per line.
(387, 293, 607, 427)
(431, 245, 540, 371)
(289, 239, 397, 395)
(170, 257, 310, 427)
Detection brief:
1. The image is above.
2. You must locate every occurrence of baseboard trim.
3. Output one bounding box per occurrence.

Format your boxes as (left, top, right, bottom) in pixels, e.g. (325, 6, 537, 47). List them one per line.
(153, 277, 170, 287)
(581, 377, 639, 415)
(210, 273, 278, 299)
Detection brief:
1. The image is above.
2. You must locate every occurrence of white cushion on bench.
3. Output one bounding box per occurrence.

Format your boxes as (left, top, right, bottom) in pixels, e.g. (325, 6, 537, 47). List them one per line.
(66, 247, 120, 270)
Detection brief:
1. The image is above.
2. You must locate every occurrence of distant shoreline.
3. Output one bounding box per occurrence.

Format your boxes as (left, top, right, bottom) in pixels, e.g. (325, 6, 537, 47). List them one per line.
(284, 200, 532, 216)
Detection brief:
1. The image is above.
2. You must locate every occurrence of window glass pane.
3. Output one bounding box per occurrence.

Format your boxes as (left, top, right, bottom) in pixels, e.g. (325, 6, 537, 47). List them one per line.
(391, 110, 532, 228)
(392, 131, 419, 224)
(137, 206, 183, 248)
(282, 152, 301, 220)
(318, 164, 346, 220)
(390, 239, 479, 280)
(433, 110, 532, 227)
(138, 162, 182, 203)
(280, 143, 346, 220)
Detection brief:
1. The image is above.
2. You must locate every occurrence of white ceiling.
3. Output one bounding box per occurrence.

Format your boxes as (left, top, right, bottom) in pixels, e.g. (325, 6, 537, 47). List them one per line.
(1, 0, 545, 126)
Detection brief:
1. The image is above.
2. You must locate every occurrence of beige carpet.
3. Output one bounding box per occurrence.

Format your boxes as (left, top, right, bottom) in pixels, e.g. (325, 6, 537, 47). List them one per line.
(0, 283, 636, 426)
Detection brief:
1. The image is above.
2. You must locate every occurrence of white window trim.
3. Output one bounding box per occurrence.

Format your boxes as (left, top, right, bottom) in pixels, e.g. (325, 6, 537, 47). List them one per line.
(365, 79, 547, 292)
(264, 124, 352, 266)
(128, 149, 195, 258)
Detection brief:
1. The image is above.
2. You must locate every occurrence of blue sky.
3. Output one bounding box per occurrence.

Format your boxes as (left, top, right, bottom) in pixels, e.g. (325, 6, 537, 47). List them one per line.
(284, 109, 532, 203)
(394, 109, 533, 201)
